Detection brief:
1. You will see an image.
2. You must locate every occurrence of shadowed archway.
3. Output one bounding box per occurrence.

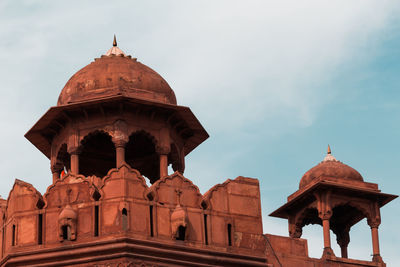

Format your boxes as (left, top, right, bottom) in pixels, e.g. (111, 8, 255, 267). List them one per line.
(79, 131, 116, 177)
(125, 131, 159, 183)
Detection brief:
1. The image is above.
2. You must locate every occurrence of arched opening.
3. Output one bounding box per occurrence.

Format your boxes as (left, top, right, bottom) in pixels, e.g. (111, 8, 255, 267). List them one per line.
(149, 205, 154, 237)
(201, 201, 208, 245)
(294, 208, 325, 258)
(122, 208, 128, 231)
(301, 223, 330, 257)
(331, 204, 370, 260)
(11, 225, 15, 246)
(227, 223, 232, 246)
(176, 225, 186, 241)
(94, 205, 99, 237)
(37, 198, 45, 244)
(170, 143, 183, 173)
(79, 131, 116, 177)
(125, 131, 159, 183)
(37, 213, 43, 245)
(61, 225, 71, 240)
(56, 143, 70, 174)
(204, 214, 208, 245)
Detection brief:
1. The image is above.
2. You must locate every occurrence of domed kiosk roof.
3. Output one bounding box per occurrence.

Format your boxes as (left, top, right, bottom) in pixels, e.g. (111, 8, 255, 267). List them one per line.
(299, 146, 363, 189)
(58, 36, 176, 106)
(270, 146, 397, 221)
(25, 37, 209, 160)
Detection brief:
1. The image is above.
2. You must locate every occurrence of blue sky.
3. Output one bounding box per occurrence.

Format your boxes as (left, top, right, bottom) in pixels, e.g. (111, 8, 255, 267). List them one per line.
(0, 0, 399, 264)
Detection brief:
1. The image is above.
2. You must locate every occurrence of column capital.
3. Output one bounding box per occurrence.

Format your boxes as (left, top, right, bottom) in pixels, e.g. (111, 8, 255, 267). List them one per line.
(156, 145, 170, 155)
(368, 218, 381, 229)
(67, 146, 81, 155)
(114, 139, 128, 148)
(289, 223, 302, 238)
(318, 209, 332, 220)
(336, 230, 350, 248)
(51, 162, 63, 173)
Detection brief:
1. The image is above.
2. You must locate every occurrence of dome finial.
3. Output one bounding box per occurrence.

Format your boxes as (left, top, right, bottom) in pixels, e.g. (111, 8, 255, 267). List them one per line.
(105, 35, 126, 57)
(323, 144, 337, 162)
(113, 34, 117, 47)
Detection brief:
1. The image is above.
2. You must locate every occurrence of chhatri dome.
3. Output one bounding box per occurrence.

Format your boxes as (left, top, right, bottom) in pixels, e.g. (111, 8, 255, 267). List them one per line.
(299, 145, 364, 189)
(58, 35, 177, 106)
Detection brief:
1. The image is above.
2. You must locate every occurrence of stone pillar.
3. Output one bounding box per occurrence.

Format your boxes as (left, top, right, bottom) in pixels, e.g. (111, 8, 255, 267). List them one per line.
(112, 120, 129, 168)
(288, 217, 302, 238)
(115, 140, 127, 168)
(368, 219, 382, 263)
(316, 191, 335, 258)
(68, 147, 80, 175)
(160, 154, 168, 177)
(322, 218, 333, 254)
(51, 167, 60, 184)
(157, 146, 170, 178)
(336, 229, 350, 259)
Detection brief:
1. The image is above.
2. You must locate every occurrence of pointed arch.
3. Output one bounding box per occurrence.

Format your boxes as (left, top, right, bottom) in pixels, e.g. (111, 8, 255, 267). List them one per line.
(125, 130, 159, 183)
(79, 130, 116, 178)
(54, 143, 70, 173)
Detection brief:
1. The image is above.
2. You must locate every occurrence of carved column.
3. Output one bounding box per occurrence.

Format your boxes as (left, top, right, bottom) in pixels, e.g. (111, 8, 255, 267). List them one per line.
(113, 120, 129, 168)
(321, 216, 333, 254)
(288, 216, 302, 238)
(316, 191, 335, 258)
(67, 127, 80, 175)
(68, 147, 80, 175)
(51, 165, 62, 184)
(157, 146, 170, 178)
(115, 140, 127, 168)
(368, 218, 382, 262)
(336, 229, 350, 258)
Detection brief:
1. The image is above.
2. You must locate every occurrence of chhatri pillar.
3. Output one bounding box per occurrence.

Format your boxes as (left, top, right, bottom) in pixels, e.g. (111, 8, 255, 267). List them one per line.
(270, 145, 397, 263)
(368, 202, 383, 263)
(68, 146, 80, 175)
(315, 190, 335, 258)
(112, 120, 129, 168)
(51, 165, 61, 184)
(115, 140, 127, 168)
(157, 145, 170, 178)
(335, 227, 350, 258)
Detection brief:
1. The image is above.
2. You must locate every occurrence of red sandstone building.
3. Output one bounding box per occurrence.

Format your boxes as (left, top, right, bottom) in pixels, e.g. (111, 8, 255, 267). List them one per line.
(0, 38, 397, 266)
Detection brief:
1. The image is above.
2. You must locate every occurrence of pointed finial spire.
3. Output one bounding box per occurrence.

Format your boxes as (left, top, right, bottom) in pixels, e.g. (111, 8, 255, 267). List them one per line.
(323, 144, 337, 162)
(113, 34, 117, 47)
(105, 35, 127, 57)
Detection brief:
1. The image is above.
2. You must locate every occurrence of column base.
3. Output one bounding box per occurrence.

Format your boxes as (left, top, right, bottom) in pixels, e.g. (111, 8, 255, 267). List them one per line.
(372, 254, 383, 263)
(322, 247, 335, 259)
(340, 246, 348, 259)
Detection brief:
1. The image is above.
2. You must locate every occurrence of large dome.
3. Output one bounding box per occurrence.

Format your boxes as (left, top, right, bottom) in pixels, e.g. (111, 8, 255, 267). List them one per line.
(299, 147, 363, 189)
(57, 41, 176, 106)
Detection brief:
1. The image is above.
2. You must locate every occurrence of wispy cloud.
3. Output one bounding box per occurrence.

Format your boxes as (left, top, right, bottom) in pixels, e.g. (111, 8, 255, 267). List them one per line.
(0, 1, 399, 264)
